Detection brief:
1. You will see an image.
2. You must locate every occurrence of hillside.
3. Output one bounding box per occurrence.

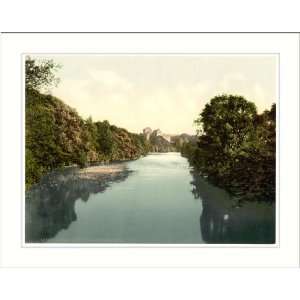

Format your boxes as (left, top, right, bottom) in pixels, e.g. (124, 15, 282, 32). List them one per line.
(25, 89, 150, 189)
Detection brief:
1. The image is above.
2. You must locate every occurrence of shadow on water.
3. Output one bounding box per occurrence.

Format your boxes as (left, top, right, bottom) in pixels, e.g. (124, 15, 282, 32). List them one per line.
(190, 170, 276, 244)
(25, 167, 132, 243)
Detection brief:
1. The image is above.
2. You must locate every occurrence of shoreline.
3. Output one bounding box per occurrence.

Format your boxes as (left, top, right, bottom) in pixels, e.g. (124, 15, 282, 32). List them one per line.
(78, 163, 127, 181)
(26, 153, 181, 191)
(26, 158, 136, 192)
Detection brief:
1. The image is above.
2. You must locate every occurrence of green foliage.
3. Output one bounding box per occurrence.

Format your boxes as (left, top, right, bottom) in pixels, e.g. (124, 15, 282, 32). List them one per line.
(95, 120, 114, 156)
(25, 57, 61, 92)
(25, 148, 45, 190)
(182, 94, 276, 202)
(25, 90, 150, 189)
(26, 89, 86, 187)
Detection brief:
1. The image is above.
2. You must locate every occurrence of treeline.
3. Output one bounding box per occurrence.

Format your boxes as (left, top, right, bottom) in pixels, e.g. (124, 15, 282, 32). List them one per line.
(26, 89, 150, 189)
(181, 95, 276, 202)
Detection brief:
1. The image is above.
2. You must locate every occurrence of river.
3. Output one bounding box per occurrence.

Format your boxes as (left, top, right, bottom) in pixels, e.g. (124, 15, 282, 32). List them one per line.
(25, 152, 275, 244)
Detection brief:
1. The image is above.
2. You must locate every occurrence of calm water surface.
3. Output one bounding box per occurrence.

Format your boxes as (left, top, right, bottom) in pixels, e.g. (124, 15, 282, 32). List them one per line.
(26, 153, 275, 244)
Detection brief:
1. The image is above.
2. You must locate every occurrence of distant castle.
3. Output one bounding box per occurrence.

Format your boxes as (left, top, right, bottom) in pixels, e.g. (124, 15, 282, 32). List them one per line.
(143, 127, 172, 143)
(143, 127, 152, 140)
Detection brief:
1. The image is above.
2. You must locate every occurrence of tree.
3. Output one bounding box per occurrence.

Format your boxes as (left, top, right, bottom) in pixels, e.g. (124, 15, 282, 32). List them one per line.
(194, 95, 257, 181)
(230, 103, 276, 200)
(195, 94, 257, 152)
(95, 120, 114, 156)
(25, 57, 61, 92)
(184, 94, 276, 202)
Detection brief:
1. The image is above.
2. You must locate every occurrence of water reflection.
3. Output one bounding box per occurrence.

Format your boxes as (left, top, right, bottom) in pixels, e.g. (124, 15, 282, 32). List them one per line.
(25, 155, 275, 244)
(25, 167, 131, 243)
(190, 170, 276, 244)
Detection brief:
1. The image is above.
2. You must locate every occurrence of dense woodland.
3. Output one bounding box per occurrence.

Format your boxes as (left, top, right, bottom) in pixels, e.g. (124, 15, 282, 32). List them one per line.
(181, 95, 276, 203)
(26, 89, 151, 189)
(25, 58, 151, 189)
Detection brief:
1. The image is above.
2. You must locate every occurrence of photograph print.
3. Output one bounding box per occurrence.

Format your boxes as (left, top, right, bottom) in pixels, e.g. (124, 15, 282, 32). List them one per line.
(25, 54, 277, 244)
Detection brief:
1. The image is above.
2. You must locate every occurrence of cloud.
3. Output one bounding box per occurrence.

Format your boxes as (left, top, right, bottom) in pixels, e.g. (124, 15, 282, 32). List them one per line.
(214, 72, 274, 113)
(88, 70, 134, 92)
(49, 55, 277, 134)
(54, 71, 211, 134)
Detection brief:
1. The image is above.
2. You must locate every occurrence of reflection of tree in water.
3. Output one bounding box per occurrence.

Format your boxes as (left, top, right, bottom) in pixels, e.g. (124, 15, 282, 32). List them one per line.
(190, 170, 275, 244)
(25, 167, 131, 243)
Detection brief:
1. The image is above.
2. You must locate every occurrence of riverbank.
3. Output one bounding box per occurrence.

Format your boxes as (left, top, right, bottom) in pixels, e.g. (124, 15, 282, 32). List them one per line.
(27, 160, 134, 191)
(25, 154, 145, 191)
(78, 163, 127, 181)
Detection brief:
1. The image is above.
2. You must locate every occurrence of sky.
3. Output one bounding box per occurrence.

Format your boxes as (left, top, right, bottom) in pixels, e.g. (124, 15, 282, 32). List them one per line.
(33, 55, 277, 135)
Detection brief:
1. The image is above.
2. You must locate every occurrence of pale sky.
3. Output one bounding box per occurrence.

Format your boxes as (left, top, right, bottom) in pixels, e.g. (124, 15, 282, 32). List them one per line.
(34, 55, 277, 135)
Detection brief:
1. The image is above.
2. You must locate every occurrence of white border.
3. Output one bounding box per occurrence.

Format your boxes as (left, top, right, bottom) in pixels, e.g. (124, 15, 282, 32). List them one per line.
(0, 33, 299, 267)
